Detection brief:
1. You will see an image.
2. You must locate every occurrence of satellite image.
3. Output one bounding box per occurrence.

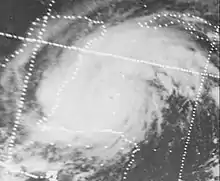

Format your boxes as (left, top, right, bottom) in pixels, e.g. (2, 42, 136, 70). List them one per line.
(0, 0, 219, 181)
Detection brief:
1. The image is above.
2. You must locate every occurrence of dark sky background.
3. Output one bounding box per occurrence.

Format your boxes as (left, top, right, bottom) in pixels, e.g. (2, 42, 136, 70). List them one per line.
(0, 0, 44, 35)
(0, 0, 65, 57)
(0, 1, 219, 181)
(0, 0, 45, 56)
(0, 0, 218, 34)
(0, 0, 219, 57)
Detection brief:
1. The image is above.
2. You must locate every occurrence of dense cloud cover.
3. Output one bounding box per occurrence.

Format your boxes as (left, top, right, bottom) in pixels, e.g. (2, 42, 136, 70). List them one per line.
(0, 0, 219, 181)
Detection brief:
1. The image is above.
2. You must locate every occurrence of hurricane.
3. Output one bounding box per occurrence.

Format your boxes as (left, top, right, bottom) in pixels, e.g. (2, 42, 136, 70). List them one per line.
(0, 0, 219, 181)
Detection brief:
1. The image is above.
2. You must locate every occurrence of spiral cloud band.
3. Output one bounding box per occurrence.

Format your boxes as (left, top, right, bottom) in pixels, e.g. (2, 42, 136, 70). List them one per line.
(0, 0, 219, 181)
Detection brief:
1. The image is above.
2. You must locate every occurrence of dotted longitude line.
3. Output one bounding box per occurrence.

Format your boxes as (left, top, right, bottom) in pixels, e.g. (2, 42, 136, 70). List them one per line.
(0, 12, 141, 180)
(177, 36, 215, 180)
(121, 11, 219, 181)
(0, 31, 219, 79)
(0, 18, 42, 69)
(3, 0, 56, 164)
(35, 16, 107, 125)
(0, 18, 43, 164)
(0, 19, 45, 165)
(0, 5, 219, 181)
(21, 14, 140, 180)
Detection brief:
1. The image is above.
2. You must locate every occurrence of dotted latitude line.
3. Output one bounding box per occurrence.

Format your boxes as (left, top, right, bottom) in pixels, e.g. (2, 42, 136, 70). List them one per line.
(5, 0, 56, 163)
(121, 12, 219, 181)
(0, 32, 219, 79)
(0, 18, 42, 69)
(36, 17, 107, 126)
(0, 9, 218, 181)
(0, 13, 138, 181)
(23, 15, 141, 180)
(0, 19, 44, 163)
(0, 18, 42, 164)
(0, 13, 139, 180)
(138, 12, 219, 52)
(50, 14, 104, 24)
(178, 41, 215, 180)
(2, 127, 139, 180)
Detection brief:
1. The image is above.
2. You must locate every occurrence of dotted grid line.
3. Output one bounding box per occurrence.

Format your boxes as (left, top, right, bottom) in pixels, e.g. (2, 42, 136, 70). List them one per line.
(172, 12, 219, 31)
(0, 18, 42, 69)
(0, 18, 47, 165)
(122, 144, 141, 180)
(50, 14, 104, 24)
(158, 11, 220, 38)
(0, 18, 42, 164)
(0, 17, 47, 181)
(177, 40, 215, 180)
(138, 12, 219, 52)
(19, 14, 140, 180)
(0, 15, 103, 69)
(0, 10, 219, 180)
(0, 32, 219, 79)
(52, 13, 219, 50)
(122, 12, 219, 181)
(21, 15, 140, 180)
(4, 0, 56, 164)
(29, 13, 220, 180)
(1, 128, 139, 180)
(1, 12, 219, 78)
(0, 14, 140, 180)
(14, 128, 135, 150)
(36, 17, 107, 126)
(145, 12, 219, 181)
(1, 12, 137, 180)
(48, 12, 220, 35)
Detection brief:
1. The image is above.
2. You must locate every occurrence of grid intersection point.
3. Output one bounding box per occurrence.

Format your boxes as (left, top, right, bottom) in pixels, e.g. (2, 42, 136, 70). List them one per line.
(0, 4, 219, 181)
(177, 41, 216, 181)
(0, 1, 56, 179)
